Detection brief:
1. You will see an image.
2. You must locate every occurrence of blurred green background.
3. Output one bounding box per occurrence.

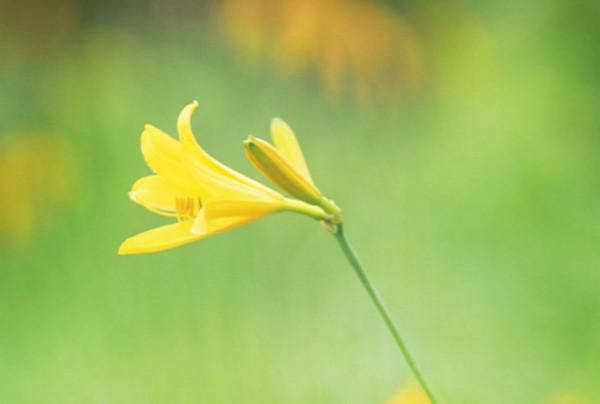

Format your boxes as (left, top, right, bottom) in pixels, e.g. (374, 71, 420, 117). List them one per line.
(1, 0, 599, 403)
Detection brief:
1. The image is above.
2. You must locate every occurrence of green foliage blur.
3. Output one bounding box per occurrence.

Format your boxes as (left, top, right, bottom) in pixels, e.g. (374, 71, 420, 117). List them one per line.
(1, 0, 599, 402)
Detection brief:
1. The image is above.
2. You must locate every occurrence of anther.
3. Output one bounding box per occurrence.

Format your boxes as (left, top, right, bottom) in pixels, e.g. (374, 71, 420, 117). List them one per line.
(175, 196, 202, 222)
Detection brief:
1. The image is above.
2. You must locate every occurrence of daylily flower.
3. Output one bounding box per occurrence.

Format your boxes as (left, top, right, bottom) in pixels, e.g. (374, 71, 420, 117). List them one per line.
(244, 118, 341, 220)
(119, 102, 327, 255)
(119, 104, 437, 404)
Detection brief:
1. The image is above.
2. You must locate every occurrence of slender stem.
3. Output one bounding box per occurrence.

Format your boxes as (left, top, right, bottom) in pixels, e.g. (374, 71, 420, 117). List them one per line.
(334, 225, 438, 403)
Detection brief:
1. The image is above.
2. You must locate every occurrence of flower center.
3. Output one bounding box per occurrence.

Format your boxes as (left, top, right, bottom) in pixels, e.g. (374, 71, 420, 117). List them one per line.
(175, 196, 202, 222)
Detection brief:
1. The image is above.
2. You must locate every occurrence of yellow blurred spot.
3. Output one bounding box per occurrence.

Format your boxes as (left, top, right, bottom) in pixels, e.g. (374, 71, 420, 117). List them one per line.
(386, 384, 431, 404)
(419, 4, 497, 103)
(547, 392, 589, 404)
(0, 133, 76, 248)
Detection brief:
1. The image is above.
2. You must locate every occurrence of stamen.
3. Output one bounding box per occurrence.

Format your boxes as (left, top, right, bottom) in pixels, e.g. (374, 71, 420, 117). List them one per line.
(175, 196, 203, 222)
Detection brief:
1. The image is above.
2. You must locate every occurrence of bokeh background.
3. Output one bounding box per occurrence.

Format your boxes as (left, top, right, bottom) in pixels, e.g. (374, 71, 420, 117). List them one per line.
(1, 0, 599, 403)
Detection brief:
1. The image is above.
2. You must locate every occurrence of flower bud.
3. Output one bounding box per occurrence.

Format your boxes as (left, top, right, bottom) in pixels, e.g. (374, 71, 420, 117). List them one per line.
(244, 136, 323, 205)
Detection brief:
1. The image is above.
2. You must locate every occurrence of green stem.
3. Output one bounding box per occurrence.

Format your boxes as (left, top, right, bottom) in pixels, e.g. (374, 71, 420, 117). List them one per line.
(283, 198, 329, 221)
(333, 224, 438, 403)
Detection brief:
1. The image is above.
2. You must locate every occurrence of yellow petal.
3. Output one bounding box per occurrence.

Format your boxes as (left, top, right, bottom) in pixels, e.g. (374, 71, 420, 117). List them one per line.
(244, 136, 322, 204)
(142, 124, 267, 201)
(177, 101, 283, 199)
(119, 215, 259, 255)
(271, 118, 313, 184)
(205, 198, 284, 219)
(118, 220, 203, 255)
(208, 215, 256, 232)
(191, 210, 256, 235)
(177, 101, 219, 170)
(141, 125, 204, 196)
(129, 175, 182, 217)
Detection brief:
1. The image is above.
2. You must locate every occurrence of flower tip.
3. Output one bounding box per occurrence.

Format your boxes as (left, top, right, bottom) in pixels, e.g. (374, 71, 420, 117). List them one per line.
(270, 117, 287, 130)
(142, 125, 152, 135)
(117, 241, 132, 256)
(243, 135, 257, 146)
(140, 129, 154, 151)
(141, 126, 153, 138)
(178, 102, 201, 144)
(181, 101, 199, 116)
(244, 136, 263, 153)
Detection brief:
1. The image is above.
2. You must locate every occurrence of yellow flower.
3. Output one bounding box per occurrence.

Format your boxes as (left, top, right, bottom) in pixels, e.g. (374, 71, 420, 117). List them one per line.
(119, 102, 327, 255)
(243, 118, 341, 220)
(386, 384, 431, 404)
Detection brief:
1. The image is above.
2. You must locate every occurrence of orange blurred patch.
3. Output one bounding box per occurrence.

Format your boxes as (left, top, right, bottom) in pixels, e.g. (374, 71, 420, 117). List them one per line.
(220, 0, 423, 104)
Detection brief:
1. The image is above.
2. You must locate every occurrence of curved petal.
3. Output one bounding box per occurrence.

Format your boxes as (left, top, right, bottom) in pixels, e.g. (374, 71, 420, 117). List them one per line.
(177, 101, 214, 167)
(176, 101, 283, 199)
(119, 215, 260, 255)
(118, 220, 202, 255)
(141, 125, 203, 196)
(142, 125, 270, 201)
(129, 175, 183, 217)
(271, 118, 314, 184)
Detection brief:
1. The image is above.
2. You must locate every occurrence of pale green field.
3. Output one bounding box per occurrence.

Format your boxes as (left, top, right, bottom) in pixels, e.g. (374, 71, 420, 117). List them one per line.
(1, 3, 599, 402)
